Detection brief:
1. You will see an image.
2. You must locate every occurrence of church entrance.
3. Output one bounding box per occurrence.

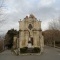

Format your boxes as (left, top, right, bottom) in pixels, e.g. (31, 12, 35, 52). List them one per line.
(28, 37, 33, 48)
(31, 37, 33, 45)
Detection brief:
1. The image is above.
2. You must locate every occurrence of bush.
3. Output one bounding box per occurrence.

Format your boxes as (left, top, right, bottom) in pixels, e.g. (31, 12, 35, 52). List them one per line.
(33, 47, 40, 53)
(20, 47, 28, 53)
(20, 47, 40, 53)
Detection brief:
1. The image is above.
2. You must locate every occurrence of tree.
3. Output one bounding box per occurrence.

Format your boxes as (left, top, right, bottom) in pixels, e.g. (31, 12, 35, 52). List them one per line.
(43, 30, 60, 47)
(49, 18, 60, 30)
(0, 40, 4, 52)
(48, 18, 60, 47)
(4, 29, 18, 49)
(0, 0, 7, 27)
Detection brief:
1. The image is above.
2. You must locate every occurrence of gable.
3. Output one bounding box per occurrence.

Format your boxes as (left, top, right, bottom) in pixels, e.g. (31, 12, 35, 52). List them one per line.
(19, 14, 41, 30)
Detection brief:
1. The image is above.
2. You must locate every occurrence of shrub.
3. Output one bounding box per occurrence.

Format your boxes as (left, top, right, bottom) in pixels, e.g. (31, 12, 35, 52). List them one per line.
(33, 47, 40, 53)
(20, 47, 28, 53)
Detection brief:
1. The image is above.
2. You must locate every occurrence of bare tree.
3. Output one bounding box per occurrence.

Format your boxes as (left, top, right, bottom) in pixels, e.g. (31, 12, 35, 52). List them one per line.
(49, 18, 60, 30)
(0, 0, 4, 15)
(43, 30, 60, 47)
(0, 0, 7, 27)
(48, 18, 60, 47)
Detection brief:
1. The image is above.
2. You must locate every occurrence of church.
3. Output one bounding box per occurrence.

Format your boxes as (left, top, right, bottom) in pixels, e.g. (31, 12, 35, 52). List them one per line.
(13, 14, 44, 55)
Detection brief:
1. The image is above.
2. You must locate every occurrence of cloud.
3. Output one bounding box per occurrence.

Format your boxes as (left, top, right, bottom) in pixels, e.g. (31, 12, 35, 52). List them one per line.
(39, 0, 56, 7)
(41, 19, 52, 30)
(0, 0, 60, 35)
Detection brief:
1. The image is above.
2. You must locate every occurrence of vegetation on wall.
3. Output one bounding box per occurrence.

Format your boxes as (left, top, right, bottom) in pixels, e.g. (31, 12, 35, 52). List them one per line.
(4, 29, 18, 49)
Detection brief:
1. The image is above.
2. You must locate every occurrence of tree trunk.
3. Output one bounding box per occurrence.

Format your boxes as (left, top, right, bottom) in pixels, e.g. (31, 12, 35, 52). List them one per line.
(54, 40, 55, 48)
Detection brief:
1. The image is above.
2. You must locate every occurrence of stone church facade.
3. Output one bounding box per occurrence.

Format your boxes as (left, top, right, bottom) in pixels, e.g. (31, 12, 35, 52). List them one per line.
(13, 14, 44, 54)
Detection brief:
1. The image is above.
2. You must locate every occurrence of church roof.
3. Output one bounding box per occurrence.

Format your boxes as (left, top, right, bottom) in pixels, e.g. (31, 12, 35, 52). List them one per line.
(24, 14, 36, 19)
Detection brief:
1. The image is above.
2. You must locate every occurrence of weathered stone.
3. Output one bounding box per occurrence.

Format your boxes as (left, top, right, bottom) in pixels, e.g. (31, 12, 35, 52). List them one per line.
(13, 14, 44, 54)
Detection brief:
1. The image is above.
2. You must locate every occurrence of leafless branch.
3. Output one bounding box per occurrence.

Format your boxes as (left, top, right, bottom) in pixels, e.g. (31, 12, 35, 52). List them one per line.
(48, 18, 60, 30)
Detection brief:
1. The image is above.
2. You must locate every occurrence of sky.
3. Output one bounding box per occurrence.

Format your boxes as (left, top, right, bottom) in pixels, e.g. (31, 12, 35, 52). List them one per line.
(0, 0, 60, 35)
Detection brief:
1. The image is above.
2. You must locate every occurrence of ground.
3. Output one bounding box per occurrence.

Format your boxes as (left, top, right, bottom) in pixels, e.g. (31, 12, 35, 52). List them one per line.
(0, 46, 60, 60)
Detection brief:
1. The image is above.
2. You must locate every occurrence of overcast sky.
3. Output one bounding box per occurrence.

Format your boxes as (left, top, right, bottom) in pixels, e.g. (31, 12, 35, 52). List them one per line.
(0, 0, 60, 35)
